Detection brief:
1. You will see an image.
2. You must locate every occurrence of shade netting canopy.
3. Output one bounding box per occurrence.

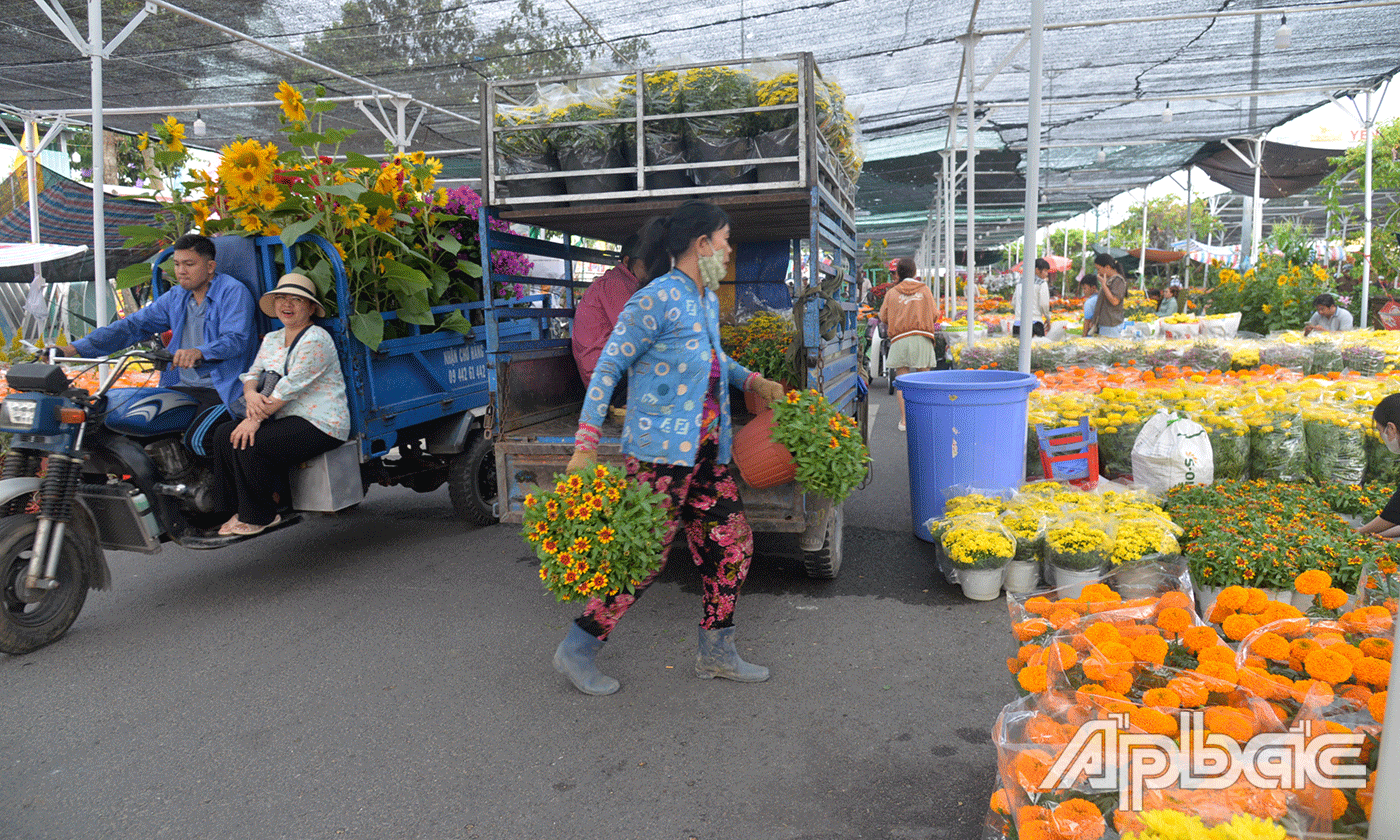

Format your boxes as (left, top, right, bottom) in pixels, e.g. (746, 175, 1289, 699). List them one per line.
(1, 0, 1397, 254)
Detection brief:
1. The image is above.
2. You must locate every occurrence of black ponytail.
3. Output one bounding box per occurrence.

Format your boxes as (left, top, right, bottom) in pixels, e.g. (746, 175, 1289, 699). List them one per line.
(635, 200, 730, 282)
(1093, 252, 1123, 275)
(1374, 394, 1400, 430)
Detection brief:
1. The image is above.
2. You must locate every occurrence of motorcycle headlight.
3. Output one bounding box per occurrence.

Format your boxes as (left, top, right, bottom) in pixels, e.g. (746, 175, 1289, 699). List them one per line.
(0, 398, 38, 430)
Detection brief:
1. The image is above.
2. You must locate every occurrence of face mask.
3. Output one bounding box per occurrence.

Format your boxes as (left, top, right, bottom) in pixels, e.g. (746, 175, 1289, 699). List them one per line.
(697, 245, 726, 292)
(1386, 427, 1400, 455)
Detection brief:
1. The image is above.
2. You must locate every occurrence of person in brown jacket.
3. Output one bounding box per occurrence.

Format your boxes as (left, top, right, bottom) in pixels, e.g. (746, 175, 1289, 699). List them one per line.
(878, 257, 941, 432)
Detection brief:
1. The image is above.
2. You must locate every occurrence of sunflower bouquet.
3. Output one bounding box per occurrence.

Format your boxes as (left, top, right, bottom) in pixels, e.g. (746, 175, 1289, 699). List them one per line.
(769, 389, 870, 504)
(521, 464, 670, 603)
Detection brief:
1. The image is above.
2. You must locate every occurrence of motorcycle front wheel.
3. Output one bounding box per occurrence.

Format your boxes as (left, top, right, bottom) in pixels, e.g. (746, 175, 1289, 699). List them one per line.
(0, 515, 90, 655)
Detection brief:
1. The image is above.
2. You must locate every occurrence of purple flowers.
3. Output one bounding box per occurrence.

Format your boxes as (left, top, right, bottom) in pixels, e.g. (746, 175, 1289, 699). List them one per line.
(440, 185, 534, 300)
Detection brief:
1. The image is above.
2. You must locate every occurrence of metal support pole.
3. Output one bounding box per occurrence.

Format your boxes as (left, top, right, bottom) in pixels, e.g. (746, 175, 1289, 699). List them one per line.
(962, 34, 980, 350)
(1017, 0, 1043, 375)
(1138, 187, 1149, 288)
(1184, 167, 1192, 290)
(1252, 138, 1264, 268)
(1361, 87, 1376, 328)
(88, 0, 107, 335)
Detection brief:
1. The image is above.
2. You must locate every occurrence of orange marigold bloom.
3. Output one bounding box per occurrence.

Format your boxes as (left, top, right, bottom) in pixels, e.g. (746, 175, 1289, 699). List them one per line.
(1354, 656, 1391, 689)
(1295, 569, 1332, 595)
(1050, 798, 1108, 840)
(1195, 660, 1238, 690)
(1014, 619, 1051, 641)
(1250, 631, 1292, 662)
(1340, 684, 1373, 705)
(1018, 643, 1043, 664)
(1007, 658, 1021, 674)
(1169, 677, 1210, 707)
(1180, 625, 1223, 652)
(1049, 641, 1078, 670)
(1240, 587, 1270, 614)
(1197, 644, 1236, 665)
(1304, 648, 1354, 684)
(1129, 633, 1168, 666)
(1369, 690, 1387, 723)
(1156, 590, 1193, 612)
(1081, 656, 1122, 682)
(1342, 606, 1395, 636)
(1024, 596, 1055, 616)
(1238, 666, 1288, 701)
(989, 788, 1010, 815)
(1024, 713, 1068, 745)
(1319, 587, 1351, 610)
(1216, 585, 1249, 611)
(1103, 671, 1136, 695)
(1359, 637, 1393, 661)
(1048, 608, 1082, 630)
(1018, 664, 1049, 694)
(1331, 642, 1364, 663)
(1290, 637, 1322, 662)
(1221, 613, 1261, 641)
(1156, 606, 1193, 635)
(1018, 819, 1052, 840)
(1332, 788, 1350, 821)
(1141, 687, 1181, 709)
(1291, 678, 1336, 707)
(1098, 641, 1134, 664)
(1204, 706, 1256, 744)
(1078, 583, 1120, 605)
(1129, 706, 1180, 736)
(1013, 749, 1056, 793)
(1082, 621, 1121, 647)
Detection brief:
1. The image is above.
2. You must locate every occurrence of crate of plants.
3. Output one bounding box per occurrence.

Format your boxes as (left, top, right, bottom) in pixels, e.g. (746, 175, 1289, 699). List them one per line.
(480, 53, 862, 214)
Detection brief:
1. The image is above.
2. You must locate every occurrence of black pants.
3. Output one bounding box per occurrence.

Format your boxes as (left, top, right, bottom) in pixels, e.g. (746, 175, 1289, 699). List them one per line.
(1011, 322, 1046, 337)
(211, 415, 340, 526)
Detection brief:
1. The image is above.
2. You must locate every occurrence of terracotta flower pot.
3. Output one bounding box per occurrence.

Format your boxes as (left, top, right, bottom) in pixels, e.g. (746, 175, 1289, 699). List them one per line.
(732, 409, 796, 489)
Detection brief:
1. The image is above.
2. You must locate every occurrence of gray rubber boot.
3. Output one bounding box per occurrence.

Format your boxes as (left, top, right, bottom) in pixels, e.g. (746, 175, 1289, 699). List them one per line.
(553, 623, 620, 695)
(695, 625, 770, 682)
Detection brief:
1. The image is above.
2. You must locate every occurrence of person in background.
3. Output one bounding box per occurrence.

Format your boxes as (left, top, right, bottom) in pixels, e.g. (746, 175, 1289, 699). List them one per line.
(1092, 253, 1128, 338)
(879, 256, 941, 432)
(1357, 393, 1400, 539)
(1304, 293, 1355, 336)
(1157, 285, 1179, 318)
(58, 233, 257, 456)
(211, 274, 349, 537)
(571, 233, 646, 417)
(1012, 258, 1053, 338)
(555, 200, 786, 697)
(1079, 277, 1099, 337)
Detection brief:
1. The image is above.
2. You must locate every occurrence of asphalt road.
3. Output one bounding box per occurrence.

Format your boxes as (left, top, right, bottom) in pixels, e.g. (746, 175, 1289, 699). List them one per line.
(1, 385, 1014, 840)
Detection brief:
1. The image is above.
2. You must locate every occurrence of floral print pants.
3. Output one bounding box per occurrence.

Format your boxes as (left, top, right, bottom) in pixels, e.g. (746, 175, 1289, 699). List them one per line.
(577, 433, 754, 641)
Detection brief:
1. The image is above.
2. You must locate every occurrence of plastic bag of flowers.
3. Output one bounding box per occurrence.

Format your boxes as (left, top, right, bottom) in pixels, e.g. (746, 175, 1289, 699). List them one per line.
(952, 340, 1001, 370)
(1341, 340, 1387, 376)
(1307, 336, 1344, 374)
(999, 503, 1051, 564)
(1179, 339, 1232, 373)
(1044, 512, 1116, 580)
(520, 464, 670, 603)
(1366, 425, 1400, 485)
(1302, 405, 1368, 485)
(1259, 340, 1313, 373)
(1244, 407, 1308, 482)
(1231, 608, 1390, 836)
(1030, 340, 1071, 374)
(1104, 545, 1188, 601)
(1356, 556, 1400, 611)
(1197, 411, 1250, 480)
(1142, 341, 1184, 371)
(989, 671, 1324, 839)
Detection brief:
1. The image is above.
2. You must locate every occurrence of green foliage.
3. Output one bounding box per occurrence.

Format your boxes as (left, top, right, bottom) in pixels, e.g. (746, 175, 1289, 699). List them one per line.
(1202, 260, 1338, 333)
(721, 312, 797, 384)
(769, 389, 870, 504)
(1266, 219, 1316, 267)
(1322, 117, 1400, 283)
(1107, 195, 1224, 251)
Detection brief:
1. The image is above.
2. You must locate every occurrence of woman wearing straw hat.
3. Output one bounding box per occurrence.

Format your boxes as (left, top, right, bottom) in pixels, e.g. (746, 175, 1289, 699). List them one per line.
(211, 273, 350, 537)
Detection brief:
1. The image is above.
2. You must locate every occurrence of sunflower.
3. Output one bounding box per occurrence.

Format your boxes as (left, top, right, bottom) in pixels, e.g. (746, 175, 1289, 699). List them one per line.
(340, 203, 370, 229)
(370, 206, 396, 232)
(255, 183, 284, 212)
(159, 116, 186, 153)
(276, 80, 307, 122)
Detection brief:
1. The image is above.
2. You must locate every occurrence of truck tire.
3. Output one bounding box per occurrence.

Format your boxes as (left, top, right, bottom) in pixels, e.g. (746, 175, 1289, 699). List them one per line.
(0, 515, 91, 655)
(801, 505, 843, 580)
(448, 435, 498, 527)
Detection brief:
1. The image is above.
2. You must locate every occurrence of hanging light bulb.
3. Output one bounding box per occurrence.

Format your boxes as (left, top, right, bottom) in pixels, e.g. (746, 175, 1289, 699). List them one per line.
(1274, 15, 1291, 49)
(192, 112, 207, 137)
(71, 149, 81, 164)
(1096, 147, 1107, 164)
(1162, 102, 1174, 123)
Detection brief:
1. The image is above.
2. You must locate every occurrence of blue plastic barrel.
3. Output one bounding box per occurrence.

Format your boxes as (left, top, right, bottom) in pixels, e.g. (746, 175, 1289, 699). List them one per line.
(897, 370, 1039, 541)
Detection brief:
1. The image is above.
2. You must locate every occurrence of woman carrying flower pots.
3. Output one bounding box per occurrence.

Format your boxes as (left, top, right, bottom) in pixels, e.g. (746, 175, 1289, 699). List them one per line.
(555, 200, 787, 696)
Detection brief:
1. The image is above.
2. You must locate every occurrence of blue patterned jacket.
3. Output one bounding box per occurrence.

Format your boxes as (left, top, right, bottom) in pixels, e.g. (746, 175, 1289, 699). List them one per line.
(580, 269, 754, 466)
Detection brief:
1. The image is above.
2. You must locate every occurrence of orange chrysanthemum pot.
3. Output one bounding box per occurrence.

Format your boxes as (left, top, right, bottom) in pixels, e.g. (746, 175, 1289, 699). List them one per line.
(732, 408, 796, 489)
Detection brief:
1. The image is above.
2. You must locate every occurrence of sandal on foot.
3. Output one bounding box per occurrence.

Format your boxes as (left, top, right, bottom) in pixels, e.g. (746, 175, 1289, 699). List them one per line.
(218, 515, 243, 536)
(228, 514, 280, 536)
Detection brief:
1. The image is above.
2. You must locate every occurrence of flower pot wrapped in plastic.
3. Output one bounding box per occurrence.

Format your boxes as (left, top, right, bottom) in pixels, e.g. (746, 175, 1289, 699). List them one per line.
(1307, 337, 1344, 374)
(998, 504, 1049, 564)
(1342, 341, 1387, 375)
(940, 513, 1016, 600)
(1179, 339, 1231, 372)
(1303, 407, 1367, 485)
(1246, 410, 1307, 481)
(1109, 512, 1182, 569)
(1200, 413, 1250, 480)
(1259, 341, 1312, 373)
(1043, 513, 1114, 574)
